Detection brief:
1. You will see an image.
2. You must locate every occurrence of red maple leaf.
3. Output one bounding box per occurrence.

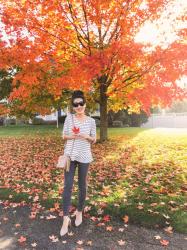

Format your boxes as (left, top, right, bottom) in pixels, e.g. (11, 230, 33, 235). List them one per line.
(72, 126, 80, 134)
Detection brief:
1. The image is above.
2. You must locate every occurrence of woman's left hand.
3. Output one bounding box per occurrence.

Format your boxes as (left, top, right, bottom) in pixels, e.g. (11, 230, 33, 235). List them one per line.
(74, 133, 88, 140)
(74, 133, 96, 143)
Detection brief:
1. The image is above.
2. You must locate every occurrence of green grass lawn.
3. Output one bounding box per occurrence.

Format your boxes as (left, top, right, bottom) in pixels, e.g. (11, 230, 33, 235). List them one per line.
(0, 124, 145, 137)
(0, 125, 186, 233)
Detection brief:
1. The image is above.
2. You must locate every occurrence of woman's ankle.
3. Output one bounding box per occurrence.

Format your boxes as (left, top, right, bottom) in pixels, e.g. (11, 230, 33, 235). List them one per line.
(63, 215, 69, 218)
(77, 210, 82, 213)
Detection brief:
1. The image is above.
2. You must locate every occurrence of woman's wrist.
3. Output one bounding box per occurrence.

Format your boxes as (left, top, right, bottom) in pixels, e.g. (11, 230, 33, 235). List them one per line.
(86, 135, 95, 142)
(63, 134, 75, 140)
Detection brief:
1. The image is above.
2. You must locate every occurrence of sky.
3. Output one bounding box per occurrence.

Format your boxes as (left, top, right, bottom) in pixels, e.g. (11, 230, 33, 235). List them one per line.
(135, 0, 187, 88)
(135, 0, 187, 48)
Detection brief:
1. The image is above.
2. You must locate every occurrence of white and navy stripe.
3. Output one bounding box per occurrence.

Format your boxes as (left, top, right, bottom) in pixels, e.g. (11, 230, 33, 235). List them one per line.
(62, 113, 96, 163)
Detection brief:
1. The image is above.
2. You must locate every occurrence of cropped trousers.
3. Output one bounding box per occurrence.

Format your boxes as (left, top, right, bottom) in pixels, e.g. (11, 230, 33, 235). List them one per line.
(62, 160, 90, 216)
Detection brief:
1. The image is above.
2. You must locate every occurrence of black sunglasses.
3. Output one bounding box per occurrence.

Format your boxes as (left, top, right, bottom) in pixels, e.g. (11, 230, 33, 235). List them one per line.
(73, 101, 85, 107)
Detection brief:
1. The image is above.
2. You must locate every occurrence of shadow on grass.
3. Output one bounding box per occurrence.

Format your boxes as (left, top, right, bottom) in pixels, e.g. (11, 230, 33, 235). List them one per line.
(1, 184, 186, 233)
(0, 126, 185, 233)
(98, 193, 187, 234)
(0, 124, 61, 137)
(0, 124, 150, 139)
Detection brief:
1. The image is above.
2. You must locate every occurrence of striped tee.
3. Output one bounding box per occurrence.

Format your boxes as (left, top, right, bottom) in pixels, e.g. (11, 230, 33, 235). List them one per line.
(61, 113, 97, 163)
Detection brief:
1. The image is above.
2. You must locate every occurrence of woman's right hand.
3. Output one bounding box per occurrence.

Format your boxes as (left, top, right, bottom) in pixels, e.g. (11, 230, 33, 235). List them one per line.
(67, 133, 77, 139)
(63, 133, 83, 140)
(63, 134, 77, 140)
(71, 133, 77, 139)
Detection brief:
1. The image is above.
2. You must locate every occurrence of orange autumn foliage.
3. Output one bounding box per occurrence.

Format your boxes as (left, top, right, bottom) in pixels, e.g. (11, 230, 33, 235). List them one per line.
(0, 0, 186, 117)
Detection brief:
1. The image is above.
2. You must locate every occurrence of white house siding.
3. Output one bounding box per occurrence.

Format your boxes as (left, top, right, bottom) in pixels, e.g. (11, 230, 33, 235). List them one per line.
(35, 109, 67, 121)
(141, 113, 187, 128)
(36, 108, 100, 121)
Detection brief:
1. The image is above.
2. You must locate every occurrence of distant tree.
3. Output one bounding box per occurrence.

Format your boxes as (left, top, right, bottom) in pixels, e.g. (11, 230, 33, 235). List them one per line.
(0, 69, 13, 100)
(166, 99, 187, 113)
(108, 109, 148, 127)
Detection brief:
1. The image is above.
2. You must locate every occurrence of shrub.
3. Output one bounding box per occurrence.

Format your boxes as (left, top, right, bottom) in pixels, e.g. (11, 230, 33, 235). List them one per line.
(58, 115, 67, 124)
(130, 111, 148, 127)
(0, 117, 4, 126)
(16, 119, 28, 125)
(112, 120, 123, 127)
(6, 118, 16, 125)
(91, 115, 100, 120)
(94, 118, 100, 127)
(43, 120, 57, 125)
(32, 117, 45, 125)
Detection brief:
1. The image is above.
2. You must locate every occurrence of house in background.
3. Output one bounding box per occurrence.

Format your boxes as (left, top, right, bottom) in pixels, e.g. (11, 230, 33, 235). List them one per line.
(34, 109, 66, 122)
(141, 99, 187, 128)
(0, 98, 9, 121)
(1, 98, 100, 125)
(0, 98, 8, 106)
(1, 97, 187, 128)
(35, 105, 100, 122)
(141, 112, 187, 128)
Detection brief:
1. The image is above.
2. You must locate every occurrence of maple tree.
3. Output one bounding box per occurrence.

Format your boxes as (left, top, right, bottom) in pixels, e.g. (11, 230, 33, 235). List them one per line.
(0, 0, 186, 141)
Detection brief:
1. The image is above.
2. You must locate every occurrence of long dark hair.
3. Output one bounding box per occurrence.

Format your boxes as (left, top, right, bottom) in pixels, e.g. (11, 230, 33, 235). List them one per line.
(71, 90, 86, 104)
(69, 90, 86, 113)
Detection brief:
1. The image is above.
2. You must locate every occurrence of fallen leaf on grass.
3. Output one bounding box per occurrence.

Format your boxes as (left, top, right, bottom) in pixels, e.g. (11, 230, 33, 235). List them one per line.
(102, 215, 111, 222)
(160, 239, 169, 246)
(59, 211, 64, 217)
(97, 208, 104, 215)
(68, 231, 74, 236)
(90, 216, 97, 221)
(54, 202, 60, 210)
(33, 195, 39, 202)
(96, 222, 105, 227)
(163, 214, 170, 219)
(29, 212, 37, 219)
(49, 235, 59, 242)
(150, 202, 158, 207)
(46, 214, 57, 220)
(164, 226, 173, 234)
(118, 240, 126, 246)
(86, 240, 93, 246)
(84, 205, 92, 212)
(106, 226, 113, 231)
(31, 242, 37, 247)
(15, 223, 21, 227)
(123, 215, 129, 223)
(77, 240, 84, 245)
(154, 235, 161, 240)
(18, 236, 27, 243)
(137, 205, 144, 209)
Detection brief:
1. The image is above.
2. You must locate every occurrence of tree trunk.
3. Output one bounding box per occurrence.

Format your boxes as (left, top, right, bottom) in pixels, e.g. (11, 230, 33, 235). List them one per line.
(99, 82, 108, 142)
(56, 110, 58, 128)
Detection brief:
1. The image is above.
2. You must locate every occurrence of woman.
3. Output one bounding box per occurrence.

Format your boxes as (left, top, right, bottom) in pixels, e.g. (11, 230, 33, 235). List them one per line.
(60, 90, 97, 236)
